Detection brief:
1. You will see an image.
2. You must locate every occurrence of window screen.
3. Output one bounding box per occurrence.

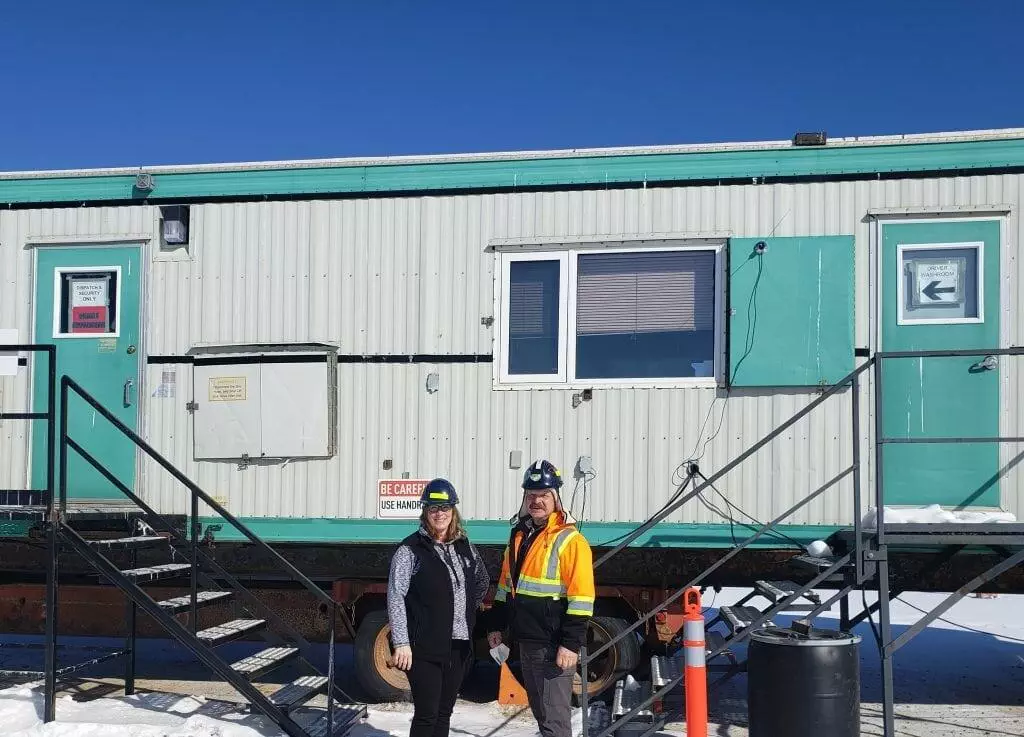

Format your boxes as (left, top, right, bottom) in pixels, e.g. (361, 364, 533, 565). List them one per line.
(508, 260, 561, 375)
(575, 251, 715, 379)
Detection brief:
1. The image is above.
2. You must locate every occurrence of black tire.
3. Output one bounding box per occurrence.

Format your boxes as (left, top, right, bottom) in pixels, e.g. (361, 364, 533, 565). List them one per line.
(507, 615, 644, 705)
(354, 609, 411, 703)
(575, 615, 643, 703)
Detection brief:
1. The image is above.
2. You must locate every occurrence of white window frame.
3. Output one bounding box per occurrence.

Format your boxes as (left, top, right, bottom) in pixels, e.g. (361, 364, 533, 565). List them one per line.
(495, 241, 725, 389)
(896, 241, 984, 326)
(51, 265, 123, 339)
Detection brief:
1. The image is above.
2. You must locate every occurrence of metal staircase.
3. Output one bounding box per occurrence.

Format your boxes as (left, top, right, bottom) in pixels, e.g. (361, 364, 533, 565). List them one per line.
(581, 347, 1024, 737)
(0, 357, 368, 737)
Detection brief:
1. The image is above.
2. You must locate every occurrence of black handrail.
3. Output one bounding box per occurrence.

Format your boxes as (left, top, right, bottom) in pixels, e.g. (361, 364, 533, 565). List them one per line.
(60, 375, 351, 628)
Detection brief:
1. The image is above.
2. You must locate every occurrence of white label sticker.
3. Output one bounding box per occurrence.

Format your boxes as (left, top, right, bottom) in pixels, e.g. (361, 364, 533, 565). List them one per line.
(71, 278, 108, 307)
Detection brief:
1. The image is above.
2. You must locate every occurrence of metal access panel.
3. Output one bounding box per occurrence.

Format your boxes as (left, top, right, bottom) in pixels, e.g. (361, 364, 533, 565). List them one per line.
(193, 364, 262, 460)
(260, 360, 335, 457)
(190, 345, 337, 461)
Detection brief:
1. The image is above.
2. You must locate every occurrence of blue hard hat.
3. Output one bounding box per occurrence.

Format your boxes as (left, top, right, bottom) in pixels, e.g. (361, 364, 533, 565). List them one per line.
(522, 460, 563, 491)
(421, 478, 459, 506)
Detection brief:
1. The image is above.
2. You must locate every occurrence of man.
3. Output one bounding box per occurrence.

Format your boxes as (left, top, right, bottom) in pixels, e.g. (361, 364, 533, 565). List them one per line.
(487, 459, 595, 737)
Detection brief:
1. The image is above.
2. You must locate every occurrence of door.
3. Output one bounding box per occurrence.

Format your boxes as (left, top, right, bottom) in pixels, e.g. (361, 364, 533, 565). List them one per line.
(31, 246, 142, 502)
(879, 219, 1001, 508)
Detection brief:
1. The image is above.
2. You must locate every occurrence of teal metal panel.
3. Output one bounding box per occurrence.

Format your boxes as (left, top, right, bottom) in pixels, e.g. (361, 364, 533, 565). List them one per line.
(728, 236, 855, 387)
(2, 137, 1024, 205)
(880, 220, 1002, 507)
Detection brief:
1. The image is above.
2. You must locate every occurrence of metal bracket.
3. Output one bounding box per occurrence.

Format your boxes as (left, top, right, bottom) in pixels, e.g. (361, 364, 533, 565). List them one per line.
(237, 453, 250, 470)
(185, 401, 198, 413)
(865, 548, 888, 562)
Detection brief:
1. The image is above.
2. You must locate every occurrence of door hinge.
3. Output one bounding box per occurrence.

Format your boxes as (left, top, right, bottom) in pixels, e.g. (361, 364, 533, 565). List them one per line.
(186, 400, 198, 413)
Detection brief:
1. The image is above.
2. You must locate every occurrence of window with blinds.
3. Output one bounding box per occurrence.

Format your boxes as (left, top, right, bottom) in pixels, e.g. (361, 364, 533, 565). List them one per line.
(507, 260, 561, 375)
(575, 250, 716, 379)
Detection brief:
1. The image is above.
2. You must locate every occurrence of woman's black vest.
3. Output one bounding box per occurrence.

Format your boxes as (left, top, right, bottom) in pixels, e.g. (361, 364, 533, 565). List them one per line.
(402, 532, 479, 661)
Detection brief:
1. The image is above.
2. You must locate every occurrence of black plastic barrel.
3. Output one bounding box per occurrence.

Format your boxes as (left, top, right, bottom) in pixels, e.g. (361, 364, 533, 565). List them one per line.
(747, 625, 861, 737)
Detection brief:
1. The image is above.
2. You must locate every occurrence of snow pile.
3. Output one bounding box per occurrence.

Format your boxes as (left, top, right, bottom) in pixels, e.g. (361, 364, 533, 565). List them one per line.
(861, 504, 1017, 529)
(0, 686, 278, 736)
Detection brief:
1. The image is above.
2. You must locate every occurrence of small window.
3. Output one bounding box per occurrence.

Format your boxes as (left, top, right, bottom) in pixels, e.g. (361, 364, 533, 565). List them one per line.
(508, 260, 561, 375)
(53, 268, 120, 338)
(897, 242, 983, 325)
(497, 243, 722, 386)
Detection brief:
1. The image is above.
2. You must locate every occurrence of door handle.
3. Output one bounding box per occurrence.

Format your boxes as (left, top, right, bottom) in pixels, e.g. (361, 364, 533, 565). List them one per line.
(123, 378, 135, 407)
(971, 355, 998, 373)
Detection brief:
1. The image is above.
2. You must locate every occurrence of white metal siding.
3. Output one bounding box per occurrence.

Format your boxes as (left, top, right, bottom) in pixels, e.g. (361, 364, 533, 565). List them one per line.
(1, 176, 1020, 528)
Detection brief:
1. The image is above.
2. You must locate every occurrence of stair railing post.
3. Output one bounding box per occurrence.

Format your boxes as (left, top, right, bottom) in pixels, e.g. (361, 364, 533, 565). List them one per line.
(190, 491, 199, 634)
(328, 600, 337, 733)
(125, 546, 138, 695)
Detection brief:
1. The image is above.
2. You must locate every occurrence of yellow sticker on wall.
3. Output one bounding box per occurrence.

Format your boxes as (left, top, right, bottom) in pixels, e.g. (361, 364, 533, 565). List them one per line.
(209, 376, 247, 402)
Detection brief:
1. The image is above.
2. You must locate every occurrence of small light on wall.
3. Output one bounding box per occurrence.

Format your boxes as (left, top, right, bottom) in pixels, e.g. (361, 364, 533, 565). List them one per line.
(160, 205, 190, 247)
(426, 372, 440, 393)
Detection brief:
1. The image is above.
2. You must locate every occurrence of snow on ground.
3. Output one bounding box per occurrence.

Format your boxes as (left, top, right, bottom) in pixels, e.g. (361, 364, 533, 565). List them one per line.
(0, 589, 1022, 736)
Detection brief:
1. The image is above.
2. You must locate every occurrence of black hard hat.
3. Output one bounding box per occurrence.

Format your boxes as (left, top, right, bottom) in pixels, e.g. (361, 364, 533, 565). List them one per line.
(421, 478, 459, 506)
(522, 460, 563, 491)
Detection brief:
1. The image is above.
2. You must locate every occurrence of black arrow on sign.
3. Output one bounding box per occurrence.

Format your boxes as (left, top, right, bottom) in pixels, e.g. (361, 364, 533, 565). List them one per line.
(923, 280, 956, 301)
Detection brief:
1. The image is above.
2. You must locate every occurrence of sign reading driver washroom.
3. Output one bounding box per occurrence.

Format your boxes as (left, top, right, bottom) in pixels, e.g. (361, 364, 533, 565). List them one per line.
(377, 479, 428, 518)
(915, 259, 962, 305)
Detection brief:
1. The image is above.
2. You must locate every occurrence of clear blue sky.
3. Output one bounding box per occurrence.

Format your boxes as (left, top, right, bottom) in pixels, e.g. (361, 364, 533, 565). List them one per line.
(2, 0, 1022, 170)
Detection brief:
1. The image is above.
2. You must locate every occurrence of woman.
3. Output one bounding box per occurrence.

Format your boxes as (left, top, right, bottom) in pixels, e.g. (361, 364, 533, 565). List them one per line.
(386, 478, 489, 737)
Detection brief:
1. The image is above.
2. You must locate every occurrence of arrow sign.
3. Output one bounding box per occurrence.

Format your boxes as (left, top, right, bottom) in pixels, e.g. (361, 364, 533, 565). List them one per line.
(915, 260, 962, 305)
(922, 280, 956, 301)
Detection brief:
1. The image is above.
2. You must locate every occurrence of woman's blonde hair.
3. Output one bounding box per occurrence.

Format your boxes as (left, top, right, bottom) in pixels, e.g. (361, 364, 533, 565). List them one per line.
(420, 505, 467, 543)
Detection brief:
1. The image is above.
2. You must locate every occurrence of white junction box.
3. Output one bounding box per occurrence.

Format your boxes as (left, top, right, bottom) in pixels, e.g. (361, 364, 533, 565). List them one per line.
(190, 344, 337, 461)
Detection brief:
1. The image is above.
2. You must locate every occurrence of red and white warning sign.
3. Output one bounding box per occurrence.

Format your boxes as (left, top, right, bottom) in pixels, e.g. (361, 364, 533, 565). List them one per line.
(377, 479, 428, 519)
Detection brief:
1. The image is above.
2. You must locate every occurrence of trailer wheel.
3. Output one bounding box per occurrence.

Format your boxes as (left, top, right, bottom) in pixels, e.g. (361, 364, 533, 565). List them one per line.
(574, 615, 643, 703)
(354, 609, 410, 702)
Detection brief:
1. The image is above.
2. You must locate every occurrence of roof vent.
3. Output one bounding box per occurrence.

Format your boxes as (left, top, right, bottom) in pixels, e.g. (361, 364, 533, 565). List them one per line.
(793, 131, 827, 147)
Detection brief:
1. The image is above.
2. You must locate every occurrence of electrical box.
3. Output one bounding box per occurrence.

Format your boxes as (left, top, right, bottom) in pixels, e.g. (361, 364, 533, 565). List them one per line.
(190, 344, 337, 461)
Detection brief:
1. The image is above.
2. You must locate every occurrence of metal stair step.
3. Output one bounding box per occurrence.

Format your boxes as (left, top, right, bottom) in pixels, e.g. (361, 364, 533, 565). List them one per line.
(791, 554, 849, 575)
(304, 704, 367, 737)
(705, 630, 727, 655)
(117, 562, 192, 583)
(269, 676, 329, 709)
(230, 646, 300, 679)
(196, 618, 267, 646)
(755, 579, 822, 604)
(89, 535, 168, 550)
(719, 605, 773, 633)
(157, 590, 234, 614)
(612, 678, 654, 720)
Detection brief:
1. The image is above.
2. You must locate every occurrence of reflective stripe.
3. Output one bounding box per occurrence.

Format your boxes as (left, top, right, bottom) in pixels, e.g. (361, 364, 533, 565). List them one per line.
(495, 588, 508, 602)
(684, 620, 704, 642)
(566, 599, 594, 616)
(684, 645, 705, 668)
(546, 529, 577, 580)
(516, 579, 566, 596)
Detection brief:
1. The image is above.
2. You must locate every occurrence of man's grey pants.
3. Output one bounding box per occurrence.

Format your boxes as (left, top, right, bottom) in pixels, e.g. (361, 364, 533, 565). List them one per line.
(519, 642, 574, 737)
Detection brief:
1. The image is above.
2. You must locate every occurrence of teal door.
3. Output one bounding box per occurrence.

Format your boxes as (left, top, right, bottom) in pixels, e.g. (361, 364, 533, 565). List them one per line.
(31, 246, 142, 502)
(880, 219, 1001, 508)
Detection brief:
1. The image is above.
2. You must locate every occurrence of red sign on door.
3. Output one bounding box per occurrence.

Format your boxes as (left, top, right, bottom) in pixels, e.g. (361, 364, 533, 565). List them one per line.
(70, 305, 108, 333)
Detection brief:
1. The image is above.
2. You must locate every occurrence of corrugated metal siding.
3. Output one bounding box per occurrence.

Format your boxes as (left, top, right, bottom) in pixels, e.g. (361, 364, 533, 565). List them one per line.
(1, 176, 1021, 528)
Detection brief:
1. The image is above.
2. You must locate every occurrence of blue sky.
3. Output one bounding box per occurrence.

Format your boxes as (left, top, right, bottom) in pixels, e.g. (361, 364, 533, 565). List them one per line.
(1, 1, 1021, 170)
